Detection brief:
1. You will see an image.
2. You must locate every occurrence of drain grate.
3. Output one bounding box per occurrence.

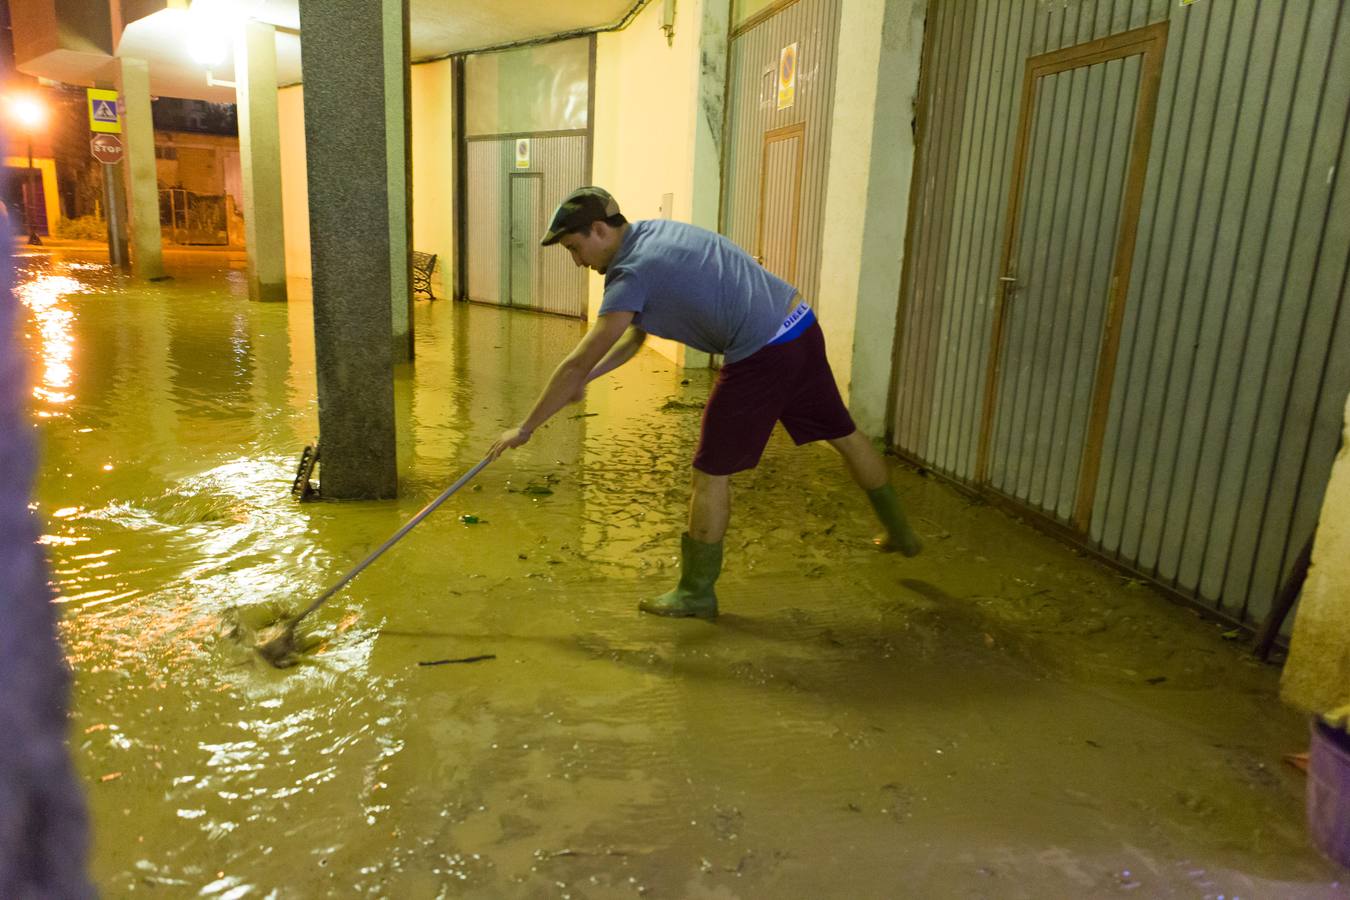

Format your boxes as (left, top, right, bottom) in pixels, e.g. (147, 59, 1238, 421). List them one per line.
(291, 442, 319, 501)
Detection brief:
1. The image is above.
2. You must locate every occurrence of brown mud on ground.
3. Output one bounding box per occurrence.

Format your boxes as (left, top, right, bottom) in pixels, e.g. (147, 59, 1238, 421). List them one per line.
(19, 250, 1347, 897)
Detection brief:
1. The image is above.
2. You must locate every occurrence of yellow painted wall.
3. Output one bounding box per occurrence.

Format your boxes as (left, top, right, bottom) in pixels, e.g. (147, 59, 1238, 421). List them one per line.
(591, 0, 705, 363)
(277, 84, 311, 280)
(4, 156, 61, 233)
(410, 58, 456, 298)
(277, 70, 457, 294)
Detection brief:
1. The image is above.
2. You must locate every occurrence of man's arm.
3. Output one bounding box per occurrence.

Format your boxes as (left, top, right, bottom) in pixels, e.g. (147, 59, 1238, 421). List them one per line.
(582, 326, 646, 388)
(489, 311, 636, 459)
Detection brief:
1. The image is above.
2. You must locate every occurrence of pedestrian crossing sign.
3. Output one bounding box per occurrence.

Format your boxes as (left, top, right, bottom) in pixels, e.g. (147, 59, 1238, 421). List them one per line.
(87, 89, 121, 134)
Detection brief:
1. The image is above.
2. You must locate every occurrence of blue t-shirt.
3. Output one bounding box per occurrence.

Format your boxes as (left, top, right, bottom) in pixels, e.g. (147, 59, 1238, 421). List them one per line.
(597, 220, 799, 364)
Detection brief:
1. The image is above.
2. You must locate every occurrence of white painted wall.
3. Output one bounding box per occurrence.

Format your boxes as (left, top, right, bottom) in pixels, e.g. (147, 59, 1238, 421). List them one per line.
(817, 0, 926, 435)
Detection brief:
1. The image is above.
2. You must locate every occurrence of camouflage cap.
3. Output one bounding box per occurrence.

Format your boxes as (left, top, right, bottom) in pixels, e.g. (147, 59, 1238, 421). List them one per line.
(540, 186, 622, 246)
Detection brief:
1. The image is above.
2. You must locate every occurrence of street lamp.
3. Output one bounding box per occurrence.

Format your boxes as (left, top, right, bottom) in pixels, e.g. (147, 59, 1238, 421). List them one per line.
(6, 93, 47, 246)
(187, 0, 240, 89)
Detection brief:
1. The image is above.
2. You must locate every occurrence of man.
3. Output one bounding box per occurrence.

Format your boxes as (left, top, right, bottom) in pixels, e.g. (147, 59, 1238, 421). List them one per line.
(489, 186, 922, 619)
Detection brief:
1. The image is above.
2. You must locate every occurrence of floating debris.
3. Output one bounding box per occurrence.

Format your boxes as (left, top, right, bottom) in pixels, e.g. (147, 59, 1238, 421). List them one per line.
(418, 655, 496, 666)
(507, 473, 561, 496)
(660, 399, 705, 411)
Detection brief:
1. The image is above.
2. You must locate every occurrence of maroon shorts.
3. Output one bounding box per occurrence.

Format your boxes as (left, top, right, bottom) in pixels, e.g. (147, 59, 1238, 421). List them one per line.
(693, 322, 856, 475)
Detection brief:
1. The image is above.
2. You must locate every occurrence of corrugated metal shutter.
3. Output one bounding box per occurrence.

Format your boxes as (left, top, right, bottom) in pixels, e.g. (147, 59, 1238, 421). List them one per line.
(891, 0, 1350, 631)
(466, 140, 502, 304)
(722, 0, 841, 303)
(464, 134, 588, 317)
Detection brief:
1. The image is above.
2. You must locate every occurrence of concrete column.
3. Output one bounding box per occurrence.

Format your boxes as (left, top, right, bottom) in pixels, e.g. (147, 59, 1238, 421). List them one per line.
(234, 20, 288, 301)
(298, 0, 410, 499)
(116, 57, 165, 281)
(817, 0, 926, 434)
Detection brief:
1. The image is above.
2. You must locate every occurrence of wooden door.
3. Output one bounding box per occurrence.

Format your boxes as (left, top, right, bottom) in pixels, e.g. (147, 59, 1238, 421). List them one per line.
(756, 122, 806, 283)
(978, 23, 1167, 528)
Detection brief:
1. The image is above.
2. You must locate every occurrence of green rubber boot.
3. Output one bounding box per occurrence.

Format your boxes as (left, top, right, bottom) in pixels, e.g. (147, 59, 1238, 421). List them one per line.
(867, 484, 923, 556)
(640, 533, 722, 619)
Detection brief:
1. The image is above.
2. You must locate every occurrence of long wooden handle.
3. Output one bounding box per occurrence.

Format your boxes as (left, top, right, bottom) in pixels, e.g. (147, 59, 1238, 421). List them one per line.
(289, 455, 493, 626)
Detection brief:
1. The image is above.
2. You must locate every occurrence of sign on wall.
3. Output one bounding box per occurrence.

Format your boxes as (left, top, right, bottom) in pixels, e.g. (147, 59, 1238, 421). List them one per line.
(515, 138, 531, 169)
(777, 43, 798, 111)
(87, 88, 121, 134)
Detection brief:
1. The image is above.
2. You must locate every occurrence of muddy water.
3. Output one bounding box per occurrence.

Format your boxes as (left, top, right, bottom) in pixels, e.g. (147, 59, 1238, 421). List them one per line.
(18, 249, 1347, 898)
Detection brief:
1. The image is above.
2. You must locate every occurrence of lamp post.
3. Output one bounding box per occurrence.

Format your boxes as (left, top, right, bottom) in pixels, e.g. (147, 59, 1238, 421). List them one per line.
(23, 131, 42, 247)
(6, 94, 47, 247)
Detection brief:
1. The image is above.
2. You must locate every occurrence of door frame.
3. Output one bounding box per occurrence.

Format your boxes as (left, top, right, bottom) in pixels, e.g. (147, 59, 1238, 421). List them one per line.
(507, 171, 543, 309)
(975, 21, 1169, 529)
(756, 121, 807, 283)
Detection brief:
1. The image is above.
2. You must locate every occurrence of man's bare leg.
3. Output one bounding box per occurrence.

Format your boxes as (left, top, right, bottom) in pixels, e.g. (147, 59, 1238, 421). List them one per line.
(828, 430, 923, 555)
(828, 429, 888, 491)
(640, 468, 728, 618)
(688, 469, 730, 543)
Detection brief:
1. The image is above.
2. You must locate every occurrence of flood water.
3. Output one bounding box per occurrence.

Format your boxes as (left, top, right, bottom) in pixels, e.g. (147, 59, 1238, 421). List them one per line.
(17, 248, 1348, 898)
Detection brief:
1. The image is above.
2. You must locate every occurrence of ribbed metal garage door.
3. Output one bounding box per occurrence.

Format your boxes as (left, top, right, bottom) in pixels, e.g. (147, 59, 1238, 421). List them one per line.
(890, 0, 1350, 634)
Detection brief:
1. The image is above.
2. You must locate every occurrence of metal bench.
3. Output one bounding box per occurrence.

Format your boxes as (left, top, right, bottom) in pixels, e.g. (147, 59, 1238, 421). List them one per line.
(412, 251, 437, 299)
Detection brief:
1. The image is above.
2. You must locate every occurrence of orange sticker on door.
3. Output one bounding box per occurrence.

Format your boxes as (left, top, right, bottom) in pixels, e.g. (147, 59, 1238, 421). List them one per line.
(777, 43, 798, 111)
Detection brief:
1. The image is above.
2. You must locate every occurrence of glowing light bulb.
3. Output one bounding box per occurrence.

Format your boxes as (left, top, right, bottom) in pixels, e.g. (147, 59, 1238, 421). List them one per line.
(186, 0, 235, 66)
(188, 32, 229, 66)
(7, 94, 46, 130)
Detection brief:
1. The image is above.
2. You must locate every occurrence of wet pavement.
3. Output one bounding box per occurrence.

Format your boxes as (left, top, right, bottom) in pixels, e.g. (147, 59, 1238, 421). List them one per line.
(17, 246, 1348, 897)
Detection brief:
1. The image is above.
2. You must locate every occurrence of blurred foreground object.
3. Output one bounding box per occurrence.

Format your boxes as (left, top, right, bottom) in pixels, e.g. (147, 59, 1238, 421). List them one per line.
(0, 161, 93, 897)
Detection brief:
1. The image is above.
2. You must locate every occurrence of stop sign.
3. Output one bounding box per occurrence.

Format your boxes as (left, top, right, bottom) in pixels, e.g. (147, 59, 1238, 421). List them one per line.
(90, 133, 124, 164)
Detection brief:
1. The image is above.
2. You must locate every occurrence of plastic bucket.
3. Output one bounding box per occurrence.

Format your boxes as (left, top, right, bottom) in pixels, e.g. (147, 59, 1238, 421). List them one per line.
(1309, 719, 1350, 869)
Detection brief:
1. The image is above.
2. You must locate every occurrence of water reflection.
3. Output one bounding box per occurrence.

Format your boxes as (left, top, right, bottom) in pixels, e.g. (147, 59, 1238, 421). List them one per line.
(16, 271, 84, 412)
(167, 287, 255, 418)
